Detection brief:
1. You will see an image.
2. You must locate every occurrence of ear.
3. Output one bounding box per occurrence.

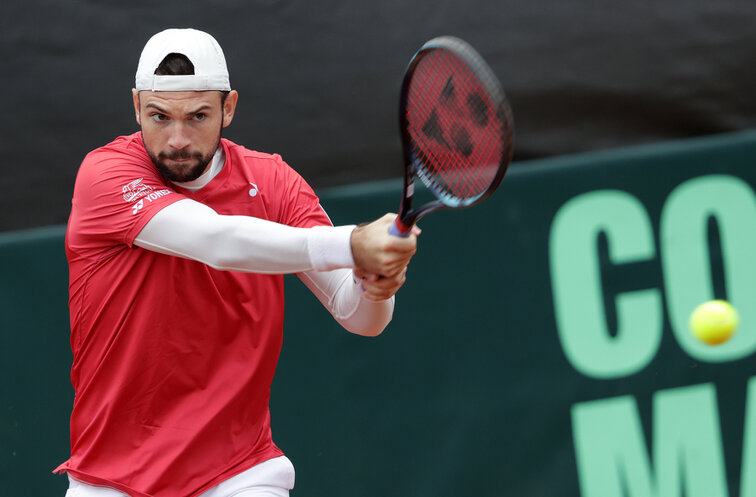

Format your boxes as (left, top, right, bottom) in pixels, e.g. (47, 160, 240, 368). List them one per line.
(222, 90, 239, 128)
(132, 89, 141, 126)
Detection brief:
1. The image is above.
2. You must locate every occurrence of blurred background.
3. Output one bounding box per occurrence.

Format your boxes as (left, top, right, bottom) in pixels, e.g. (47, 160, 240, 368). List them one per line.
(2, 1, 756, 496)
(2, 0, 756, 232)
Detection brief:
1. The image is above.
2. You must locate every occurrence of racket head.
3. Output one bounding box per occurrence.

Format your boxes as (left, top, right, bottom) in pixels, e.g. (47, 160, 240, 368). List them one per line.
(398, 36, 514, 226)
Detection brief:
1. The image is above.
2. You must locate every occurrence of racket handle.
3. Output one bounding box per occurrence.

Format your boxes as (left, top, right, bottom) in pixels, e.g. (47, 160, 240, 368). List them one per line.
(389, 218, 412, 237)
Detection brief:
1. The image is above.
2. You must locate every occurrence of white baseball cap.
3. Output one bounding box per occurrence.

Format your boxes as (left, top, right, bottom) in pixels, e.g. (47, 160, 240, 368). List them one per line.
(135, 28, 231, 91)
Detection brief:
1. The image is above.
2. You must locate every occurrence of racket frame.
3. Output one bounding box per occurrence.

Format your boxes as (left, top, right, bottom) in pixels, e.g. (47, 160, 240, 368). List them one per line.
(393, 36, 514, 235)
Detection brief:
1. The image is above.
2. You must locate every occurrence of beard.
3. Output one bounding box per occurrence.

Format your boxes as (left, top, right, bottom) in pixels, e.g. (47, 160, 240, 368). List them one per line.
(148, 144, 218, 183)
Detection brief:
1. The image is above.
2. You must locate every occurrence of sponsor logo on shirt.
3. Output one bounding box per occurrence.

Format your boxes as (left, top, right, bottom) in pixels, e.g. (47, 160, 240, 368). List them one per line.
(122, 178, 172, 215)
(122, 178, 153, 202)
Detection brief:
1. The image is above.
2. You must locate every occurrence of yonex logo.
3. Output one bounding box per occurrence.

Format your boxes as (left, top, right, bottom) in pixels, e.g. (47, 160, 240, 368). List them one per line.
(420, 76, 491, 158)
(123, 178, 171, 215)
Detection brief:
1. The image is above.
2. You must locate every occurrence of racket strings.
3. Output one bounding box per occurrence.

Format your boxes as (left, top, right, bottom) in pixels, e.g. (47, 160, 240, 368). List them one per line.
(412, 98, 499, 199)
(431, 64, 495, 196)
(406, 49, 505, 202)
(412, 57, 473, 196)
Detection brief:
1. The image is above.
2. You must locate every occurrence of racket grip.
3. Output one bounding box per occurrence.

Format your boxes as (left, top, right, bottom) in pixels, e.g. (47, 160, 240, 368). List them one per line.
(389, 218, 412, 237)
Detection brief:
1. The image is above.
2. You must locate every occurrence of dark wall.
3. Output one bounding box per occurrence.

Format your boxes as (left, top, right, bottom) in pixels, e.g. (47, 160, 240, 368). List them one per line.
(2, 0, 756, 231)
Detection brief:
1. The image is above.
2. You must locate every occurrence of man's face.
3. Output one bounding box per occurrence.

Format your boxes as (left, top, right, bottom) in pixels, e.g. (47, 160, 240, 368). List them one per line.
(132, 90, 238, 182)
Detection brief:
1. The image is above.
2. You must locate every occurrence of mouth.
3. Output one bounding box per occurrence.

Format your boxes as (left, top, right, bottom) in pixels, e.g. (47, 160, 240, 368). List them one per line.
(161, 152, 196, 165)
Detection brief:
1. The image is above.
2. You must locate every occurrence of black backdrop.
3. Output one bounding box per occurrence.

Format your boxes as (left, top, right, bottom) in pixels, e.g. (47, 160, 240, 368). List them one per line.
(3, 0, 756, 232)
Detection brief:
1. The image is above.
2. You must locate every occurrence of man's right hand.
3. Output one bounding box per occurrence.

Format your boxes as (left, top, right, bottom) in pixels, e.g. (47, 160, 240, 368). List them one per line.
(350, 213, 420, 278)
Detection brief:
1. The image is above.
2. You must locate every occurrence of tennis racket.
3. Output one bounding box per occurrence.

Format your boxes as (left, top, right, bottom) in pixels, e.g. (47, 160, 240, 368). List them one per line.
(390, 36, 514, 236)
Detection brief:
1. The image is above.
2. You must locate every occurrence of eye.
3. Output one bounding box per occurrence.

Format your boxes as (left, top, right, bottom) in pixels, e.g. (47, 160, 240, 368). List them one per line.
(150, 113, 168, 122)
(194, 113, 207, 121)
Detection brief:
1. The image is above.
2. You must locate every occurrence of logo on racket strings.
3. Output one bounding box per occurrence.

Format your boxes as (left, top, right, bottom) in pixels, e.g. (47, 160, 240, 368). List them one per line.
(419, 76, 491, 158)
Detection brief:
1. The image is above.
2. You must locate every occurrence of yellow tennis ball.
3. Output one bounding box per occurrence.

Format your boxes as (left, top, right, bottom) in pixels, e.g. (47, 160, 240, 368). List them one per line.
(689, 300, 739, 345)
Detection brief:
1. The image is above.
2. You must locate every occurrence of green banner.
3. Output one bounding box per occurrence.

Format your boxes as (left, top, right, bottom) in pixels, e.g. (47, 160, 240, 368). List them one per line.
(2, 130, 756, 496)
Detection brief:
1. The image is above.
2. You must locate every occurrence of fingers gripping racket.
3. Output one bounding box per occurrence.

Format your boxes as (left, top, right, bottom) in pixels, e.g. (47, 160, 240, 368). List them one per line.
(390, 36, 515, 236)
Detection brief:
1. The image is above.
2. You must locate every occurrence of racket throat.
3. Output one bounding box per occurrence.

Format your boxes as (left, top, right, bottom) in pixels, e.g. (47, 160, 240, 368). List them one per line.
(405, 178, 415, 199)
(397, 171, 416, 224)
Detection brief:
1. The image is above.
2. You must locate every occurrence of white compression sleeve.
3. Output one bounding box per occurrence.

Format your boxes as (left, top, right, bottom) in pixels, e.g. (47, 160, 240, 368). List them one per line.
(297, 269, 394, 336)
(135, 199, 356, 274)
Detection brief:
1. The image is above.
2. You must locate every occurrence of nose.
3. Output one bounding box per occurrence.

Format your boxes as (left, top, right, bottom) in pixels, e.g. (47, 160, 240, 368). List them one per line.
(167, 122, 192, 151)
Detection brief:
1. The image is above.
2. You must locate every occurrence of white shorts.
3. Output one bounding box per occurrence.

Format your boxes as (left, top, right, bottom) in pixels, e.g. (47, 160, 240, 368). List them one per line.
(65, 456, 295, 497)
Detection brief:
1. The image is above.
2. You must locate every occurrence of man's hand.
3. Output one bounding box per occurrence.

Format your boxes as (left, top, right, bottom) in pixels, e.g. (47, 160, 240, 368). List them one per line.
(350, 213, 420, 278)
(354, 266, 408, 301)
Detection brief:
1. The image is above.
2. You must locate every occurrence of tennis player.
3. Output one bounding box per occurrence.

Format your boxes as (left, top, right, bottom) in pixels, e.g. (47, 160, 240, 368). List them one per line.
(55, 28, 419, 497)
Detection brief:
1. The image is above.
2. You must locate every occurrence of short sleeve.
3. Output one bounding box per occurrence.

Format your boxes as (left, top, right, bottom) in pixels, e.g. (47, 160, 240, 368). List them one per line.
(67, 136, 186, 257)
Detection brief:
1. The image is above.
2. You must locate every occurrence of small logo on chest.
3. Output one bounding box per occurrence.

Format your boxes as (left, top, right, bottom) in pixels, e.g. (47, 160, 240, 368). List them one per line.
(248, 183, 259, 197)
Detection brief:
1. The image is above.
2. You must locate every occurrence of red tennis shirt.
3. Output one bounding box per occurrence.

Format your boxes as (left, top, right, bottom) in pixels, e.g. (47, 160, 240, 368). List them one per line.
(55, 133, 332, 496)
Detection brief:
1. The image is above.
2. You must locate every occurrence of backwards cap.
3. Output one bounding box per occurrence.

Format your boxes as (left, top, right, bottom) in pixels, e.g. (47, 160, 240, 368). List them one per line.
(135, 28, 231, 91)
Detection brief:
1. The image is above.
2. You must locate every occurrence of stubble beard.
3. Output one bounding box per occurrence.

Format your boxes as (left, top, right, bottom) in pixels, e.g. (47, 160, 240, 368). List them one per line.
(148, 141, 219, 183)
(145, 118, 223, 183)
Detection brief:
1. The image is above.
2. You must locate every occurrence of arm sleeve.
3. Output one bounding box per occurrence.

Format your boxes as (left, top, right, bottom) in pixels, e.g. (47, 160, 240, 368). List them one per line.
(134, 198, 356, 273)
(297, 269, 394, 336)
